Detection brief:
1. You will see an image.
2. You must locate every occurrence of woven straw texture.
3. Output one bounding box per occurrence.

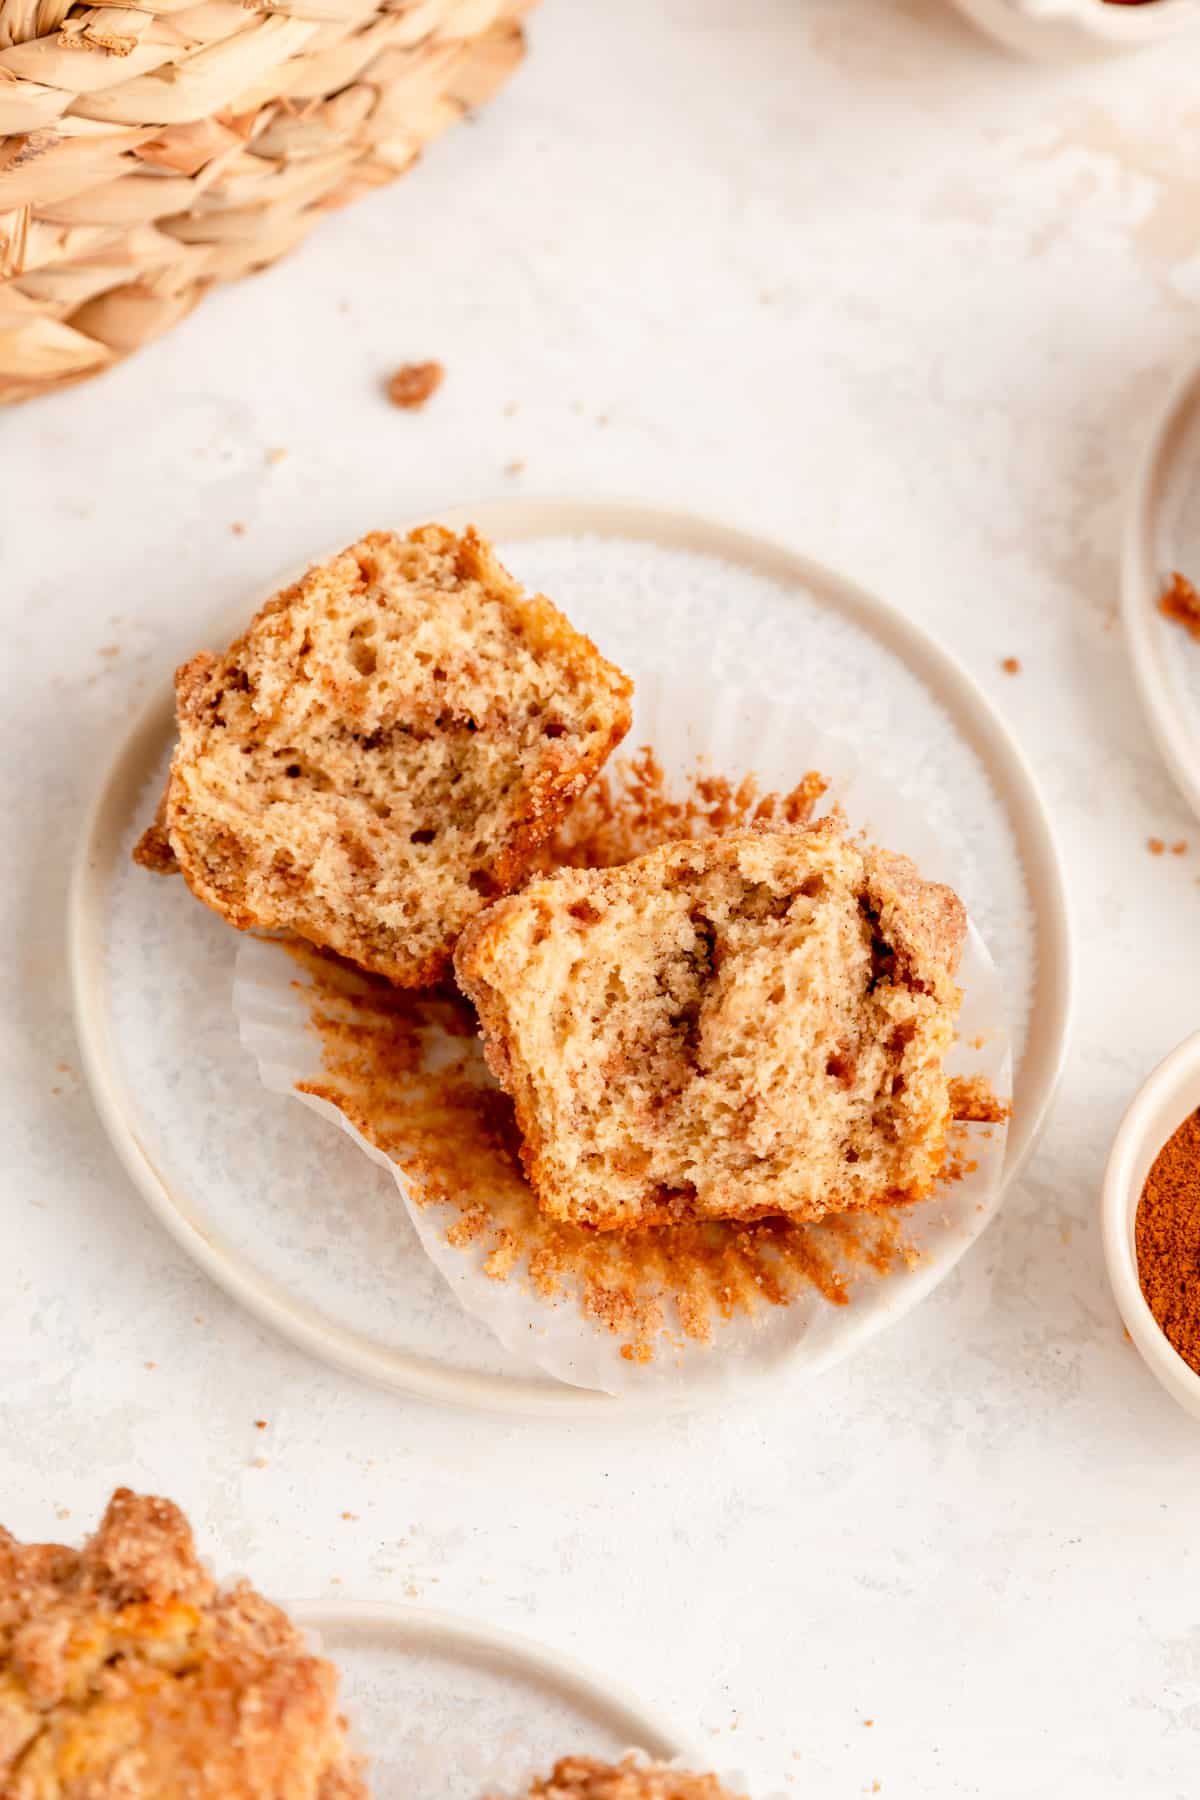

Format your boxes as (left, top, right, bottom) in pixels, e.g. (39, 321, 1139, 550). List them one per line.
(0, 0, 532, 403)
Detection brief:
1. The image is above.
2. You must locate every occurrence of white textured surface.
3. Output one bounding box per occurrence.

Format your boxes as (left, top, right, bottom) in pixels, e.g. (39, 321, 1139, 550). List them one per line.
(6, 1, 1200, 1793)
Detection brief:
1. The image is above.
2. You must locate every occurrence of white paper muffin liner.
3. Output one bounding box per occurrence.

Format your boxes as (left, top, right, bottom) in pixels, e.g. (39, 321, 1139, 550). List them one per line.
(233, 665, 1011, 1400)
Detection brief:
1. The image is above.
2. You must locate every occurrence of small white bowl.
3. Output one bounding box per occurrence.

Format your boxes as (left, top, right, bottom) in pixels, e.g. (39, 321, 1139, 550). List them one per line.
(1102, 1031, 1200, 1420)
(950, 0, 1200, 61)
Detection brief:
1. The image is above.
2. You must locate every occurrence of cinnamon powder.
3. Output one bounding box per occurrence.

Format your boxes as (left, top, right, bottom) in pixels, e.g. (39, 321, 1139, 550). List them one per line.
(1135, 1108, 1200, 1374)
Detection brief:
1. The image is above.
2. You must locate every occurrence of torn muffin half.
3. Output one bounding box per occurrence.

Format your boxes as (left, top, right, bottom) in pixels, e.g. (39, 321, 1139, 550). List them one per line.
(136, 524, 632, 986)
(454, 816, 966, 1231)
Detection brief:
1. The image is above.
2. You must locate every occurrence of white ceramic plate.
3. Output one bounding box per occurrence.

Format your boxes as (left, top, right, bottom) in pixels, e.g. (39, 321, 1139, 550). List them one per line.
(1124, 356, 1200, 824)
(949, 0, 1200, 59)
(290, 1600, 687, 1797)
(71, 498, 1073, 1415)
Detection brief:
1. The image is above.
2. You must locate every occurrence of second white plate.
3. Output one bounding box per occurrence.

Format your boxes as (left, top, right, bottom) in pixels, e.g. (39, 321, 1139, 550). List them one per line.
(292, 1601, 687, 1798)
(72, 498, 1073, 1415)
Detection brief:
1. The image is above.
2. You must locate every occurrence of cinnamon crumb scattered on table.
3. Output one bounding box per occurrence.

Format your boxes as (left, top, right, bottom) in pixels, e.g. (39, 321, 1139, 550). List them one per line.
(1148, 837, 1165, 856)
(386, 360, 444, 410)
(230, 521, 245, 536)
(1172, 840, 1188, 856)
(1000, 656, 1020, 675)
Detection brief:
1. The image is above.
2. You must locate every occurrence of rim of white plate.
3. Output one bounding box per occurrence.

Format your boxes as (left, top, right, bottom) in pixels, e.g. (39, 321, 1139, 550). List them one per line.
(70, 496, 1075, 1417)
(1123, 356, 1200, 827)
(287, 1599, 691, 1763)
(948, 0, 1199, 59)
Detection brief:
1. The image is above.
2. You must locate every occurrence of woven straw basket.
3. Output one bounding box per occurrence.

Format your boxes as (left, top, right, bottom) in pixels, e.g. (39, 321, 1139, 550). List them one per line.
(0, 0, 533, 404)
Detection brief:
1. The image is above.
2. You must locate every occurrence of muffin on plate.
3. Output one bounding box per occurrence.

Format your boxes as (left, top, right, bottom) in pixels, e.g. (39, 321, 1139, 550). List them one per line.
(136, 524, 632, 986)
(0, 1488, 366, 1799)
(455, 815, 966, 1230)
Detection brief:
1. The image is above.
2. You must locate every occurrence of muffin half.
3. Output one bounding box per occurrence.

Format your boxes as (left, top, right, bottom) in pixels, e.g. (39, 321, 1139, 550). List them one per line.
(455, 816, 966, 1230)
(137, 525, 632, 985)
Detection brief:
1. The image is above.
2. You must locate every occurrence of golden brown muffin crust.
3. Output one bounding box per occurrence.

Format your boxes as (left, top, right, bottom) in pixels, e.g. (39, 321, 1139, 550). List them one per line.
(0, 1490, 367, 1800)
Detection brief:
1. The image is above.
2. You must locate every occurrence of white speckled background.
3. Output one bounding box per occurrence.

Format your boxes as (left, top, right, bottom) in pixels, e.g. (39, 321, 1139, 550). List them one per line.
(6, 1, 1200, 1793)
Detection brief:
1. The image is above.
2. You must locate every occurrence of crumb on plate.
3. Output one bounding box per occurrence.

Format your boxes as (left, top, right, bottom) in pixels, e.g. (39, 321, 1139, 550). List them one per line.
(1160, 571, 1200, 641)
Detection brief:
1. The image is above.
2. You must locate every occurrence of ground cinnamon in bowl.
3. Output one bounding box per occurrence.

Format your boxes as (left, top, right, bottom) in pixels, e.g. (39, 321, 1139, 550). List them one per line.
(1135, 1109, 1200, 1374)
